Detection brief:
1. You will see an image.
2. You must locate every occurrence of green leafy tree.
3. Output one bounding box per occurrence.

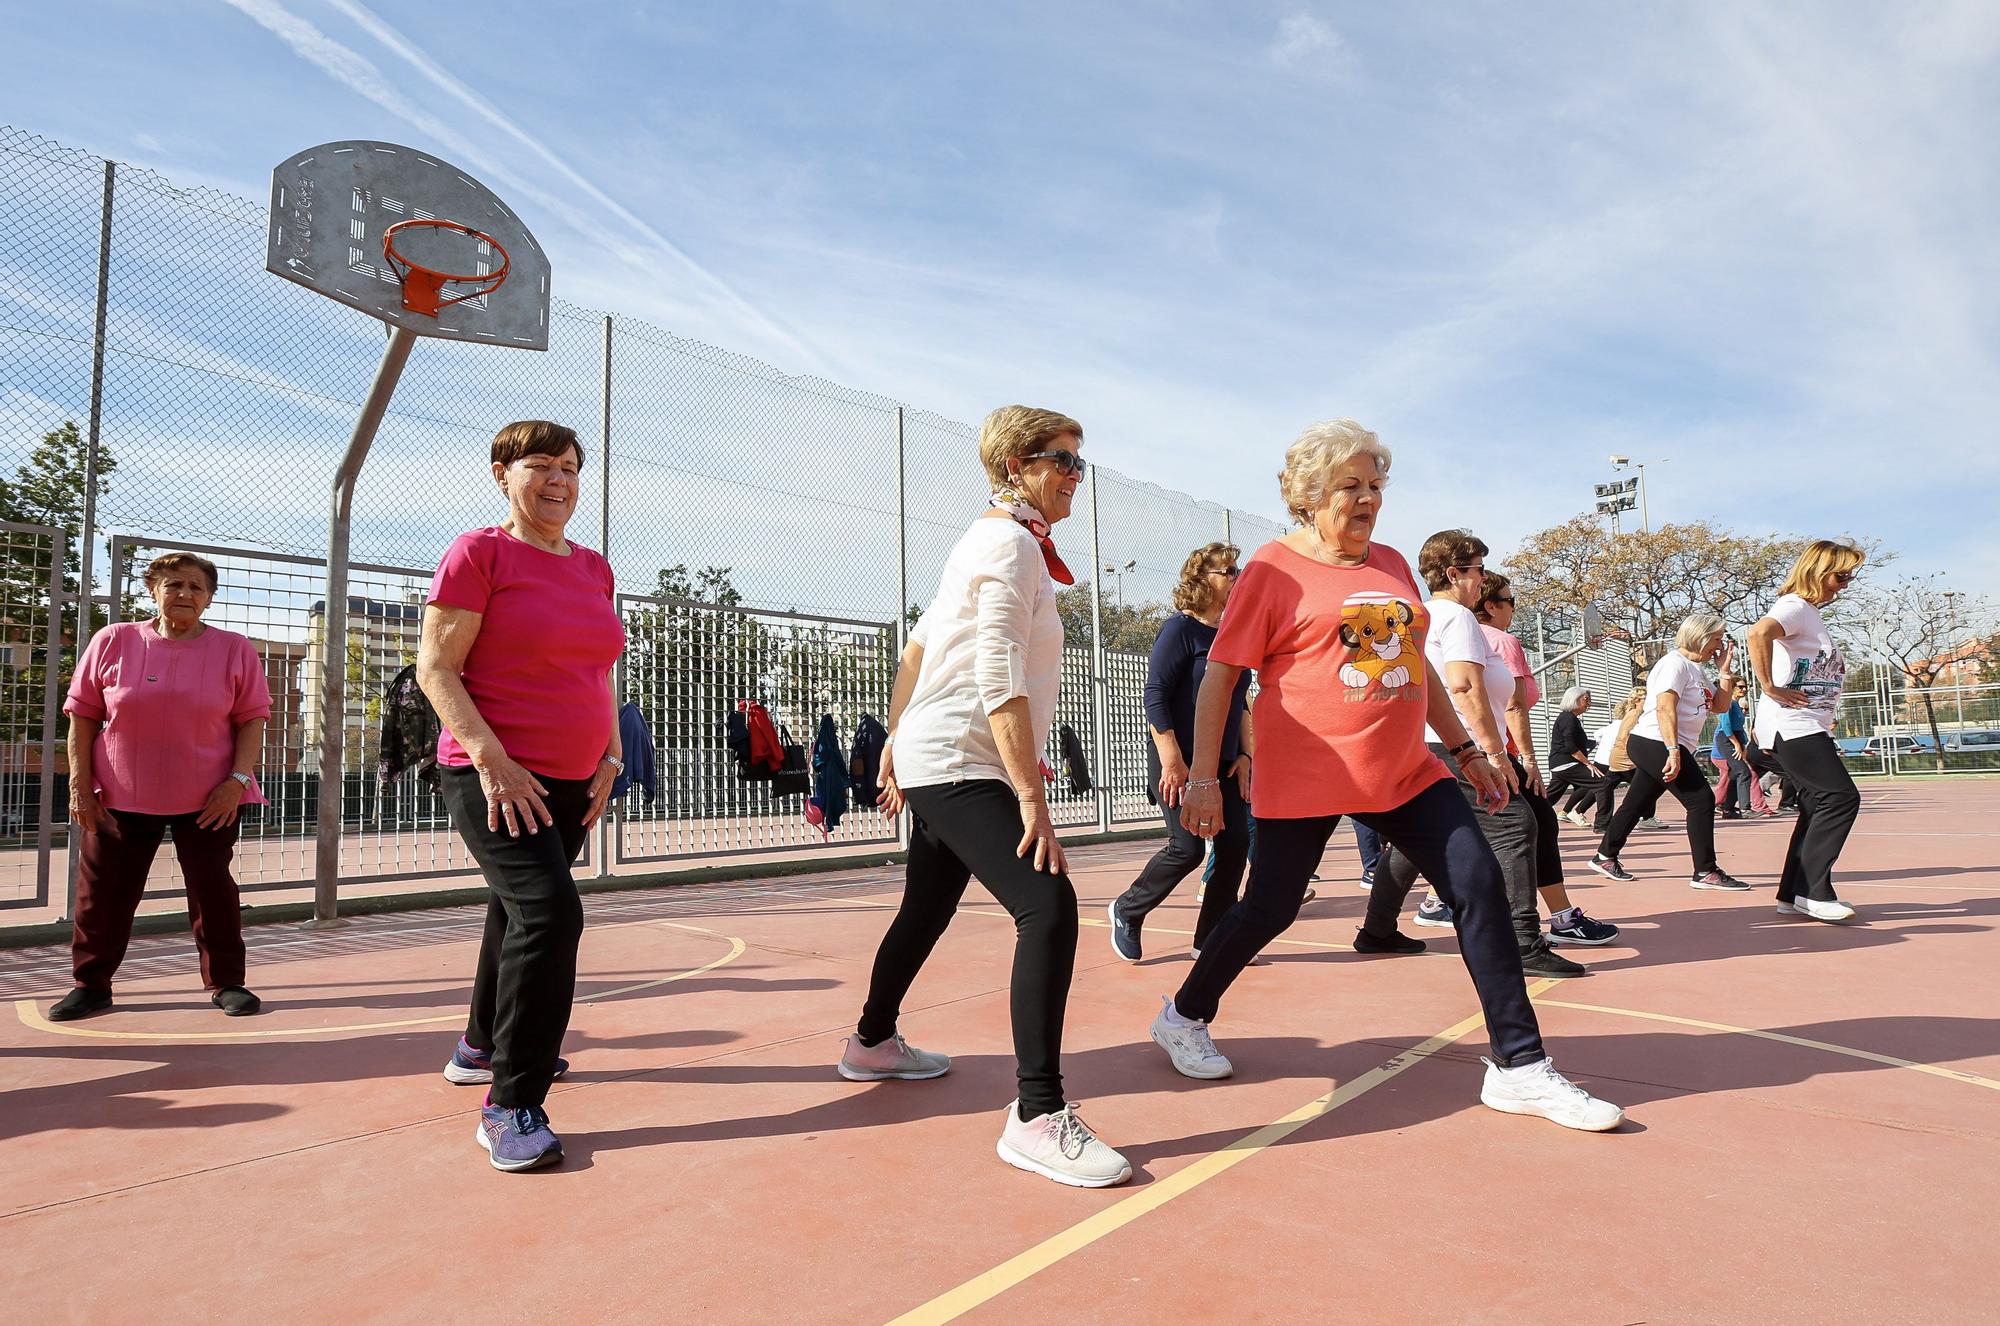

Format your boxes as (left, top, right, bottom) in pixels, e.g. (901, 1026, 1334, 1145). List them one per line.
(1056, 585, 1171, 654)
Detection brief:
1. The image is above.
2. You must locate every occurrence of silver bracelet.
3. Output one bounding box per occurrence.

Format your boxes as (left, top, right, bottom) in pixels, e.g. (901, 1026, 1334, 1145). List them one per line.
(1187, 777, 1221, 789)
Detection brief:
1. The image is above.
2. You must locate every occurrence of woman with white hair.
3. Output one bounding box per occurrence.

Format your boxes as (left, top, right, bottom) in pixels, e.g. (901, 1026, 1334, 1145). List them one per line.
(1590, 613, 1747, 888)
(840, 404, 1129, 1189)
(1152, 420, 1622, 1133)
(1544, 686, 1605, 820)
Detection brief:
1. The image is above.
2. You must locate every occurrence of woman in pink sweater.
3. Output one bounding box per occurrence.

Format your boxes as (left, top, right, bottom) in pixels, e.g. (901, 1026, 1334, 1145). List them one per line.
(54, 552, 272, 1020)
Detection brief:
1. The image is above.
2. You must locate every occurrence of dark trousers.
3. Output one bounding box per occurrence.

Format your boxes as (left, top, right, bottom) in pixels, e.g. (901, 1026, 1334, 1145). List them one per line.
(1354, 821, 1384, 876)
(1173, 776, 1544, 1067)
(1711, 754, 1769, 814)
(1114, 777, 1246, 948)
(1521, 762, 1564, 889)
(858, 780, 1079, 1117)
(1770, 732, 1861, 903)
(1746, 743, 1798, 810)
(442, 765, 593, 1109)
(1374, 750, 1548, 956)
(71, 809, 244, 991)
(1580, 768, 1632, 829)
(1599, 734, 1718, 874)
(1547, 766, 1604, 816)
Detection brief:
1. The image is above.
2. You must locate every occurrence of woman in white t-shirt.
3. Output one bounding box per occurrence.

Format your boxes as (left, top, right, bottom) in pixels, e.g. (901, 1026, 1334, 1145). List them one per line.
(1748, 540, 1866, 922)
(1590, 613, 1747, 888)
(835, 405, 1129, 1191)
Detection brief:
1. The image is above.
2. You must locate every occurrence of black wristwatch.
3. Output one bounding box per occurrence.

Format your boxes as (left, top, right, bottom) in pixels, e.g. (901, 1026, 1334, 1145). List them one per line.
(1448, 739, 1477, 759)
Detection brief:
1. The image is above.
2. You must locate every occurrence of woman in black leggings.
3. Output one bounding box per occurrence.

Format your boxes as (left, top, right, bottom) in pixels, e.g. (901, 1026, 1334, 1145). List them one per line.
(1591, 613, 1747, 889)
(837, 405, 1129, 1189)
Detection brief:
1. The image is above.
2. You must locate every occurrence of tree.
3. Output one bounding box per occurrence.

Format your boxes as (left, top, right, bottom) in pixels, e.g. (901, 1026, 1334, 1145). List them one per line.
(1857, 576, 1991, 773)
(1056, 585, 1171, 654)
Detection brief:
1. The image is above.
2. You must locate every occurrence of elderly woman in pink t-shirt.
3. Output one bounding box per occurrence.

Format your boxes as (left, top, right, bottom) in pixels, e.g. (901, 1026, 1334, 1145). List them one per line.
(53, 551, 272, 1022)
(418, 419, 627, 1174)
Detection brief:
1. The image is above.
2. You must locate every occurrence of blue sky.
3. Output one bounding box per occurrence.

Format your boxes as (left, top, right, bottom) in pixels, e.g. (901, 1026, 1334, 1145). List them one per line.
(5, 0, 1997, 603)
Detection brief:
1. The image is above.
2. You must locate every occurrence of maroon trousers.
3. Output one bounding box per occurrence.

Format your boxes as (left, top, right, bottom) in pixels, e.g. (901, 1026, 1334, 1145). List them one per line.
(72, 809, 245, 991)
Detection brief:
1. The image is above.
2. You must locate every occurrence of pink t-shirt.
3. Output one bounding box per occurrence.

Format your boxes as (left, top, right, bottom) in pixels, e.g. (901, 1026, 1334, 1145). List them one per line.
(428, 527, 626, 780)
(64, 620, 273, 815)
(1482, 624, 1538, 756)
(1208, 540, 1451, 818)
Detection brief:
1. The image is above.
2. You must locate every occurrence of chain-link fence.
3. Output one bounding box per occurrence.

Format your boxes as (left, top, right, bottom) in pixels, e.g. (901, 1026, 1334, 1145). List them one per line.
(0, 124, 1289, 926)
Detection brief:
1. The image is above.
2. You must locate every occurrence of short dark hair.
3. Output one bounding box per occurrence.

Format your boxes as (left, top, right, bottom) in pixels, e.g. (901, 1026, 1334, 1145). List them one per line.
(491, 419, 584, 469)
(1475, 570, 1512, 623)
(143, 551, 218, 594)
(1417, 529, 1488, 592)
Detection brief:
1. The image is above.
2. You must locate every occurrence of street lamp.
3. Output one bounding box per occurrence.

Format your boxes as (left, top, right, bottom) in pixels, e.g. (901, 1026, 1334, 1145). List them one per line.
(1610, 455, 1651, 531)
(1942, 589, 1966, 733)
(1103, 559, 1136, 610)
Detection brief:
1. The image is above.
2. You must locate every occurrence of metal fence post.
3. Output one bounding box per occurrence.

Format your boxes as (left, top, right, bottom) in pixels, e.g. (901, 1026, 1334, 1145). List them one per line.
(893, 407, 911, 852)
(66, 160, 116, 922)
(595, 314, 615, 878)
(1087, 470, 1111, 833)
(1222, 507, 1232, 546)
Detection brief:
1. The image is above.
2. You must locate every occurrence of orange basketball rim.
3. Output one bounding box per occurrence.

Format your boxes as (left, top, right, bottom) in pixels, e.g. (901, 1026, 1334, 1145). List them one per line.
(381, 217, 512, 316)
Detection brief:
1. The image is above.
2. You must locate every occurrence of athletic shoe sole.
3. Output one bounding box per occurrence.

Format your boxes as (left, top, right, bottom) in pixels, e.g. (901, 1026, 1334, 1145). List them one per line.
(836, 1057, 950, 1082)
(474, 1119, 562, 1172)
(1150, 1026, 1234, 1080)
(994, 1137, 1131, 1188)
(1587, 859, 1634, 881)
(443, 1059, 572, 1087)
(1413, 913, 1455, 929)
(1479, 1091, 1624, 1132)
(1107, 900, 1141, 963)
(1690, 879, 1751, 891)
(1546, 929, 1619, 947)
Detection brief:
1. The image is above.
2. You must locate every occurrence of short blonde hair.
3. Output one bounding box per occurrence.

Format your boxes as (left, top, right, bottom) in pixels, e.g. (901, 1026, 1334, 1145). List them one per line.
(1675, 611, 1727, 653)
(978, 405, 1083, 489)
(1779, 539, 1865, 603)
(1278, 419, 1392, 524)
(1172, 542, 1240, 613)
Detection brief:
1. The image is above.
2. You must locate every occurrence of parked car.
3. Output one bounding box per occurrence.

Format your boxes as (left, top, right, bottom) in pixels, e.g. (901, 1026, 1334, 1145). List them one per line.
(1835, 736, 1875, 760)
(1943, 729, 2000, 751)
(1843, 734, 1938, 760)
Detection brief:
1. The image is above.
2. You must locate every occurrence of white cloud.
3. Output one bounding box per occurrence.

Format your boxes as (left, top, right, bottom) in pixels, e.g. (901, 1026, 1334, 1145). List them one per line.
(1267, 12, 1345, 72)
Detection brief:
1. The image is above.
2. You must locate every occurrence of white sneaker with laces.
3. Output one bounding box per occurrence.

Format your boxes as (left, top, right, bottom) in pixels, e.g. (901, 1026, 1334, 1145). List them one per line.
(837, 1033, 951, 1081)
(996, 1101, 1132, 1188)
(1480, 1055, 1624, 1132)
(1795, 896, 1857, 922)
(1149, 996, 1234, 1079)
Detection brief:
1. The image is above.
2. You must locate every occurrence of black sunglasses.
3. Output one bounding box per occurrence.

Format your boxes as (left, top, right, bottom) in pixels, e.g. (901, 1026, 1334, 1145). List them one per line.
(1209, 565, 1241, 578)
(1490, 595, 1515, 605)
(1022, 449, 1087, 477)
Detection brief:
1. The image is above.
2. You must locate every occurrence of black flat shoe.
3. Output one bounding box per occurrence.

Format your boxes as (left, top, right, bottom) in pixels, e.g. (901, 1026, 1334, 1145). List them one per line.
(48, 987, 113, 1021)
(211, 986, 262, 1016)
(1352, 928, 1426, 955)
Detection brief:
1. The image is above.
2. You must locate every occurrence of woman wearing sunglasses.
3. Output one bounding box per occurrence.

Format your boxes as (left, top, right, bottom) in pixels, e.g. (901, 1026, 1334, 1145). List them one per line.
(1108, 542, 1253, 962)
(1747, 540, 1867, 922)
(837, 405, 1130, 1188)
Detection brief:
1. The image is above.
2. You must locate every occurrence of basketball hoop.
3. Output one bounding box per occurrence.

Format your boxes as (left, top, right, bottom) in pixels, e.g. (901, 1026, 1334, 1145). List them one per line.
(381, 217, 511, 316)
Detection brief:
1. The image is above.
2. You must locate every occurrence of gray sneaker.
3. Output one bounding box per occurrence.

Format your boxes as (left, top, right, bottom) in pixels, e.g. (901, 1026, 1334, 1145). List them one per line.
(476, 1104, 562, 1172)
(837, 1032, 951, 1081)
(996, 1101, 1131, 1188)
(1149, 996, 1233, 1079)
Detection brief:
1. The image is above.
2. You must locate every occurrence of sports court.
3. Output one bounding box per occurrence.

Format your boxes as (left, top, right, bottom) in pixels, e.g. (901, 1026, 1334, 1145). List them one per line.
(4, 777, 1993, 1324)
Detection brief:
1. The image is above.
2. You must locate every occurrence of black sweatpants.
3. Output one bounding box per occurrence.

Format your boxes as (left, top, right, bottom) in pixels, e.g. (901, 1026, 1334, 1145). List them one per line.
(442, 765, 594, 1110)
(857, 780, 1079, 1118)
(1598, 734, 1718, 875)
(1374, 749, 1549, 957)
(1545, 766, 1602, 815)
(1113, 776, 1246, 949)
(1769, 731, 1861, 903)
(1173, 777, 1544, 1067)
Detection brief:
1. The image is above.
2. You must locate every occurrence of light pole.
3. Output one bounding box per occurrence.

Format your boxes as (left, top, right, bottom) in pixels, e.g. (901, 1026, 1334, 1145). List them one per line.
(1103, 559, 1136, 610)
(1942, 589, 1965, 733)
(1610, 455, 1650, 531)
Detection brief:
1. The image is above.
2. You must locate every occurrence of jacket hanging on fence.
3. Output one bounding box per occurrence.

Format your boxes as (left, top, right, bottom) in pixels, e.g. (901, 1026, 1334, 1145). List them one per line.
(1058, 723, 1093, 795)
(849, 714, 889, 807)
(611, 702, 659, 805)
(805, 714, 852, 836)
(377, 663, 441, 787)
(727, 700, 785, 780)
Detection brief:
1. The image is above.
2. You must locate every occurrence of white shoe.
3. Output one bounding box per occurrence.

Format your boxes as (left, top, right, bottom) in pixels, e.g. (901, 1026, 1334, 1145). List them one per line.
(1149, 996, 1234, 1079)
(1480, 1055, 1623, 1132)
(1795, 896, 1857, 922)
(837, 1033, 951, 1081)
(996, 1101, 1131, 1188)
(1565, 810, 1590, 827)
(1775, 898, 1800, 915)
(1639, 817, 1667, 830)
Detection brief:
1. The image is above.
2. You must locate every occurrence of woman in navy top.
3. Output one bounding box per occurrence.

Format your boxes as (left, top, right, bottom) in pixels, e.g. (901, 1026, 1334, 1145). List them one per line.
(1107, 543, 1254, 961)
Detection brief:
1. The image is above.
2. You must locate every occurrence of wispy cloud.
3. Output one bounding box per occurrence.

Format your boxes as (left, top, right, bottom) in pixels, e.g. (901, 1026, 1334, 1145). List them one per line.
(1267, 12, 1346, 73)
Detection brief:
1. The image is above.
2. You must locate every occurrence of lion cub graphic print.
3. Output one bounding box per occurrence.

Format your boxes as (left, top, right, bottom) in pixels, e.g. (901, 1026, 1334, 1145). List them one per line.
(1337, 592, 1420, 695)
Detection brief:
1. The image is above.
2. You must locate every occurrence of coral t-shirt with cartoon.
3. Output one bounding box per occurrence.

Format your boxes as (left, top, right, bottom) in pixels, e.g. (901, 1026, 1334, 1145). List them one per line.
(1208, 540, 1451, 818)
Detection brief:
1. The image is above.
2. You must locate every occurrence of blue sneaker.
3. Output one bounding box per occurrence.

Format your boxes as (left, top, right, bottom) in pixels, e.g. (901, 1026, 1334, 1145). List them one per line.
(1414, 897, 1456, 929)
(1107, 900, 1142, 962)
(476, 1103, 562, 1172)
(444, 1038, 570, 1086)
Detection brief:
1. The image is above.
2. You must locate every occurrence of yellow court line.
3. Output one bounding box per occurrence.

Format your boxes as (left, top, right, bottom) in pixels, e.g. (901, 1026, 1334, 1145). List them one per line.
(14, 921, 744, 1043)
(883, 979, 1558, 1326)
(1536, 1000, 2000, 1092)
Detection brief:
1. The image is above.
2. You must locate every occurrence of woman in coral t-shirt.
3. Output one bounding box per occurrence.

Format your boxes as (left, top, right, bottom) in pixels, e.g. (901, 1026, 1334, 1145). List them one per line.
(1147, 420, 1622, 1133)
(418, 420, 627, 1174)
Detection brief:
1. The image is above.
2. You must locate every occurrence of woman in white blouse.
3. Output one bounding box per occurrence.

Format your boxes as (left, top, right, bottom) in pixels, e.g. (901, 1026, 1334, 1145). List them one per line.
(1591, 612, 1747, 889)
(834, 405, 1130, 1190)
(1747, 540, 1866, 922)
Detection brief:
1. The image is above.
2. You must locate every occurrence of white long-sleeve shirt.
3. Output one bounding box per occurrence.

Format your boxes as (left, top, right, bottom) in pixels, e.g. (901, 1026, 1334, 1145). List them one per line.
(894, 517, 1064, 789)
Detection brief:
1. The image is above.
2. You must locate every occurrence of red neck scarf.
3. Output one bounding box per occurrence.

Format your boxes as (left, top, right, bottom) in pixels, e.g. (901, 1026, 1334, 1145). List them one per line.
(990, 490, 1074, 585)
